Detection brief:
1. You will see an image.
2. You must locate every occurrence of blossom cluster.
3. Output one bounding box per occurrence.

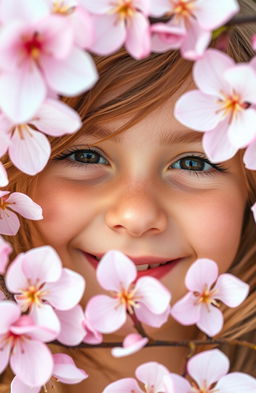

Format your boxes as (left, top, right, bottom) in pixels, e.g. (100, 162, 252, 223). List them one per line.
(0, 246, 253, 392)
(0, 0, 256, 392)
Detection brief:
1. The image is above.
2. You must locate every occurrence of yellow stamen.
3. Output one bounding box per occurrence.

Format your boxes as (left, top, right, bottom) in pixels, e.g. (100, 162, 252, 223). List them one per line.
(110, 0, 135, 20)
(217, 91, 248, 123)
(173, 0, 195, 18)
(116, 286, 138, 314)
(52, 0, 75, 15)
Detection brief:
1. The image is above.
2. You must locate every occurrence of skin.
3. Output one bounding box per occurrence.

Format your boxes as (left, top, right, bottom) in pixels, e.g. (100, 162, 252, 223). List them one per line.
(33, 90, 248, 392)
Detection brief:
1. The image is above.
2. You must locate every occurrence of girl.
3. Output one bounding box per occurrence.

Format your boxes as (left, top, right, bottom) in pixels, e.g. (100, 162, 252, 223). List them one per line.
(0, 0, 255, 391)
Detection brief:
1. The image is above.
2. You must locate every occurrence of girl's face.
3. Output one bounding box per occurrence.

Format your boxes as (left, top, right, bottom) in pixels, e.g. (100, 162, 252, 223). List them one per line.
(34, 92, 247, 317)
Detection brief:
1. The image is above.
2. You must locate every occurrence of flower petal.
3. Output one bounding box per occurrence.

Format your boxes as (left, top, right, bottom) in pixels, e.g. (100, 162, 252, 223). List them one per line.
(102, 378, 144, 393)
(6, 192, 42, 220)
(42, 48, 98, 96)
(202, 120, 238, 163)
(96, 250, 137, 292)
(185, 259, 218, 292)
(187, 349, 229, 388)
(227, 108, 256, 148)
(11, 338, 53, 387)
(180, 18, 211, 61)
(79, 0, 111, 14)
(9, 126, 51, 175)
(214, 273, 249, 307)
(193, 49, 234, 96)
(11, 377, 41, 393)
(223, 65, 256, 103)
(195, 0, 239, 30)
(53, 353, 88, 384)
(164, 374, 191, 393)
(44, 268, 85, 310)
(86, 295, 126, 333)
(56, 306, 86, 346)
(216, 372, 256, 393)
(29, 304, 60, 342)
(198, 304, 223, 336)
(0, 209, 20, 236)
(0, 337, 12, 374)
(135, 276, 171, 313)
(111, 334, 148, 358)
(0, 0, 49, 23)
(171, 292, 200, 325)
(174, 90, 222, 131)
(136, 362, 170, 392)
(244, 140, 256, 170)
(0, 301, 21, 334)
(125, 12, 150, 59)
(0, 62, 46, 123)
(0, 163, 8, 187)
(135, 303, 170, 328)
(31, 99, 81, 136)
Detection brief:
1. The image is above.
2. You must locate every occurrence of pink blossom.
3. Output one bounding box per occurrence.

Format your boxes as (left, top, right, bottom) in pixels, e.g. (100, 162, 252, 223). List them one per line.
(0, 301, 56, 387)
(80, 0, 151, 59)
(0, 99, 81, 175)
(0, 235, 12, 274)
(171, 258, 249, 336)
(0, 191, 43, 236)
(150, 0, 239, 60)
(164, 349, 256, 393)
(103, 361, 170, 393)
(86, 250, 171, 333)
(5, 246, 85, 330)
(0, 0, 97, 122)
(175, 49, 256, 162)
(150, 22, 186, 53)
(10, 353, 88, 393)
(0, 162, 8, 187)
(111, 333, 148, 358)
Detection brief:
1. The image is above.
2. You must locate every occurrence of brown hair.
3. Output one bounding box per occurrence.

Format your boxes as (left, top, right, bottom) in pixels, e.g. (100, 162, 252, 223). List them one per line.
(1, 0, 256, 383)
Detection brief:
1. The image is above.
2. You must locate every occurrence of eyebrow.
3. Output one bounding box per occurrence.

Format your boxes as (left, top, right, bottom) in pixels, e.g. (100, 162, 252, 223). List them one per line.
(84, 125, 203, 145)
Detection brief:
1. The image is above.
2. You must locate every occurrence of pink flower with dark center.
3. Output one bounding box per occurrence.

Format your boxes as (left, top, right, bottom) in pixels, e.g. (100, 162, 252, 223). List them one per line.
(171, 258, 249, 336)
(0, 301, 57, 387)
(80, 0, 151, 59)
(5, 246, 85, 331)
(0, 0, 97, 122)
(150, 0, 239, 59)
(86, 250, 171, 333)
(175, 49, 256, 162)
(0, 191, 43, 236)
(164, 349, 256, 393)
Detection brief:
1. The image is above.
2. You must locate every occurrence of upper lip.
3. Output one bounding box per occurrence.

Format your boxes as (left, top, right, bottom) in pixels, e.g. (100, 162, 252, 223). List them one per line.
(84, 251, 181, 265)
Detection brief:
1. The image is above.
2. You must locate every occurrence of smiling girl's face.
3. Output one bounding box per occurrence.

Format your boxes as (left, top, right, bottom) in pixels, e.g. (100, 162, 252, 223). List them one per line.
(33, 91, 248, 320)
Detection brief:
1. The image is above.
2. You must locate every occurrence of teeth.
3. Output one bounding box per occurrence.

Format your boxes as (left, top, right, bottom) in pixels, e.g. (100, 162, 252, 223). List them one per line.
(136, 264, 149, 271)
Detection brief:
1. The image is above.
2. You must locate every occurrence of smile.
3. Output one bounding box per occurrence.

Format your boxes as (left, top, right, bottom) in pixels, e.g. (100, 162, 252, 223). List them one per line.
(82, 251, 182, 279)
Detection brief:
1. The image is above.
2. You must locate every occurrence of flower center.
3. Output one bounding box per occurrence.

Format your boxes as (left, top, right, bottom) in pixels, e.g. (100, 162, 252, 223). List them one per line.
(191, 380, 218, 393)
(217, 92, 250, 123)
(16, 283, 47, 312)
(194, 286, 219, 308)
(52, 0, 76, 15)
(110, 0, 136, 20)
(23, 32, 43, 60)
(117, 287, 138, 313)
(0, 196, 10, 211)
(172, 0, 196, 18)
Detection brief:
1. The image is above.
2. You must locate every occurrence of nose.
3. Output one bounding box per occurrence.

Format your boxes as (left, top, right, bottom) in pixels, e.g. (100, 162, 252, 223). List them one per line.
(105, 186, 168, 237)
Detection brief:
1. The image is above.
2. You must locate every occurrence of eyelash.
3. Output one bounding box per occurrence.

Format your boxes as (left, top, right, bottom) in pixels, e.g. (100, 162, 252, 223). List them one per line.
(54, 148, 227, 175)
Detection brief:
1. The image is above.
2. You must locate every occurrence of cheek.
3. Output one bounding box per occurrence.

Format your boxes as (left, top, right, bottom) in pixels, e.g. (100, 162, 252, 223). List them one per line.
(179, 192, 245, 272)
(33, 179, 97, 247)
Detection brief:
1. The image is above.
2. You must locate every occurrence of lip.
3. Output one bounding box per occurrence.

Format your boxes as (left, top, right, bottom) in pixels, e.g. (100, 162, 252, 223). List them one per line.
(82, 251, 182, 279)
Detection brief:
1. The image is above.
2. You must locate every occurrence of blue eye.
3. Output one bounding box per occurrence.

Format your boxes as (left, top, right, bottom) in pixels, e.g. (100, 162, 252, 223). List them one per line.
(55, 149, 109, 165)
(171, 156, 224, 173)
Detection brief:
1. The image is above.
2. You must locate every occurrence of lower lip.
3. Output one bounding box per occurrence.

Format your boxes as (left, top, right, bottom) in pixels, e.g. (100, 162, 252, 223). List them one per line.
(82, 252, 181, 279)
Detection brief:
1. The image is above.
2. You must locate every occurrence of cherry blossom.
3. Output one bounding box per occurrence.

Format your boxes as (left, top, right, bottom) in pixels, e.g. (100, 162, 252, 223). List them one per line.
(80, 0, 151, 59)
(86, 251, 171, 333)
(150, 22, 186, 53)
(0, 191, 43, 236)
(111, 333, 148, 358)
(103, 361, 170, 393)
(0, 235, 12, 274)
(175, 49, 256, 162)
(164, 349, 256, 393)
(0, 0, 97, 122)
(10, 353, 88, 393)
(5, 246, 85, 331)
(0, 301, 57, 387)
(171, 258, 249, 336)
(150, 0, 239, 59)
(0, 99, 82, 175)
